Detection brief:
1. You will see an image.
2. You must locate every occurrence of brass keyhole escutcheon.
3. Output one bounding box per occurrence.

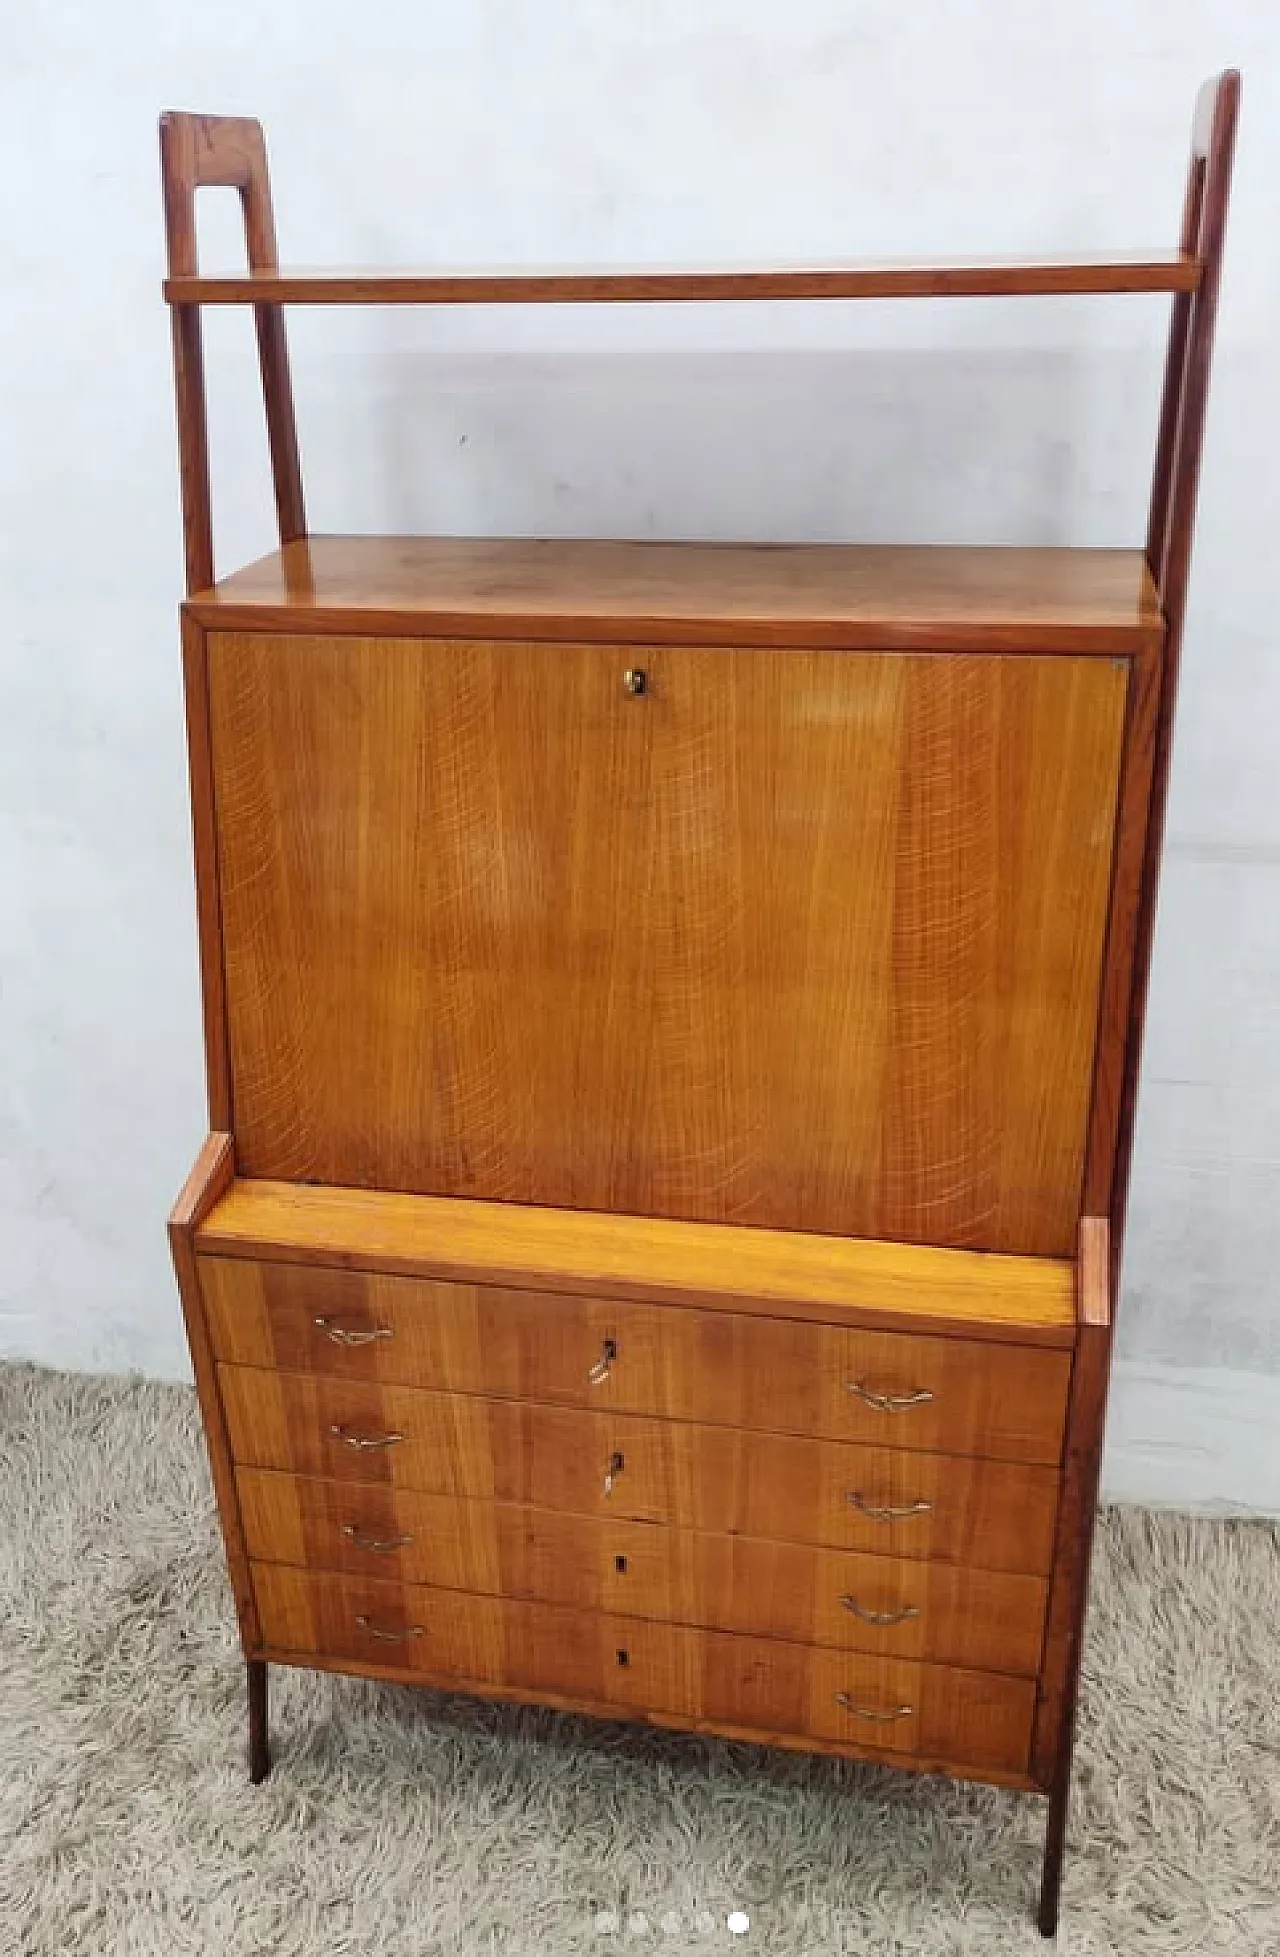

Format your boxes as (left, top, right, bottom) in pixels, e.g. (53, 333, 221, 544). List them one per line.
(623, 668, 647, 696)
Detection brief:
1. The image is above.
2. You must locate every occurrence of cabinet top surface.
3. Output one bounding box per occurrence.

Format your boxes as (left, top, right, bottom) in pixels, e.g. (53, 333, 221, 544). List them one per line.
(190, 535, 1163, 652)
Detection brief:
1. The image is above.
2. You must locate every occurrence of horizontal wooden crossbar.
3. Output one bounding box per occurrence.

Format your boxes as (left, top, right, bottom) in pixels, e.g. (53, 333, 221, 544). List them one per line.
(165, 251, 1201, 307)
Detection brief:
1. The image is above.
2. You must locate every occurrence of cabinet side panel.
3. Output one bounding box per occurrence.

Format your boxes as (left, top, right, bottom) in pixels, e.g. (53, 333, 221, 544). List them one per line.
(1082, 643, 1162, 1217)
(169, 1134, 261, 1648)
(208, 634, 1126, 1255)
(1031, 1219, 1111, 1788)
(180, 613, 233, 1128)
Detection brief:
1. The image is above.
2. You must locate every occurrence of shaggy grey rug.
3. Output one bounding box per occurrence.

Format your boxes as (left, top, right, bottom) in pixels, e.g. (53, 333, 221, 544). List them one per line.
(1, 1364, 1277, 1956)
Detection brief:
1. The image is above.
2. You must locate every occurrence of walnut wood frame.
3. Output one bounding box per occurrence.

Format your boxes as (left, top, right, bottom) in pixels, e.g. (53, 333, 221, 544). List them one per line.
(162, 72, 1239, 1936)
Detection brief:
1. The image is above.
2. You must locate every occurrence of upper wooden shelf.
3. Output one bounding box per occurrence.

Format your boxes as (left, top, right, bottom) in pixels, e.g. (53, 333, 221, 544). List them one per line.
(165, 251, 1201, 307)
(195, 1179, 1078, 1344)
(188, 535, 1164, 654)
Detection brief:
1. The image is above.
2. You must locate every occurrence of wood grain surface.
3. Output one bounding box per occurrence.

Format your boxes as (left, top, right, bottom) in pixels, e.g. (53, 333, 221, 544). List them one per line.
(165, 251, 1199, 307)
(252, 1562, 1035, 1774)
(179, 620, 233, 1128)
(1033, 1217, 1113, 1786)
(254, 1640, 1040, 1788)
(207, 636, 1128, 1255)
(168, 1135, 260, 1646)
(201, 1255, 1070, 1463)
(1082, 639, 1162, 1215)
(238, 1468, 1048, 1675)
(219, 1366, 1060, 1573)
(196, 1182, 1076, 1340)
(189, 537, 1163, 653)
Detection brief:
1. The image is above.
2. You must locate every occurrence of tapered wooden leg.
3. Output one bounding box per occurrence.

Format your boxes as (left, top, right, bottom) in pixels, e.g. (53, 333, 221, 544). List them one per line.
(1038, 1770, 1070, 1937)
(248, 1659, 271, 1784)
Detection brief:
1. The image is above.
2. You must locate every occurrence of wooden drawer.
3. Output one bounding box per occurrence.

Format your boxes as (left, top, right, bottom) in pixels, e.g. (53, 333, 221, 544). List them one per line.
(239, 1468, 1049, 1674)
(200, 1256, 1069, 1464)
(222, 1366, 1059, 1574)
(254, 1562, 1035, 1776)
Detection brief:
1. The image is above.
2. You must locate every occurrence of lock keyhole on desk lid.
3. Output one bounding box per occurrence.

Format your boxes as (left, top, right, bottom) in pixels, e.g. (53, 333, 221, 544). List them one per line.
(623, 668, 647, 696)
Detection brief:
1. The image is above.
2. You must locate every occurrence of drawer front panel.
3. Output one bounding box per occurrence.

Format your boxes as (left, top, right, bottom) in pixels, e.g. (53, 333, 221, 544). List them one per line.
(253, 1563, 1035, 1776)
(239, 1468, 1048, 1674)
(222, 1367, 1059, 1573)
(201, 1256, 1069, 1464)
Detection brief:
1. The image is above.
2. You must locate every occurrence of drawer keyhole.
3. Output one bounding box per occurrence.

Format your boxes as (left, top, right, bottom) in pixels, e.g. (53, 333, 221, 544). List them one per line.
(589, 1338, 618, 1386)
(614, 1554, 628, 1575)
(616, 1647, 631, 1667)
(603, 1450, 625, 1497)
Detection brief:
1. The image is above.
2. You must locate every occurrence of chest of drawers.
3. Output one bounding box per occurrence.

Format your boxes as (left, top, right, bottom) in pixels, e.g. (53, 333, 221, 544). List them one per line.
(180, 1180, 1077, 1788)
(162, 75, 1238, 1935)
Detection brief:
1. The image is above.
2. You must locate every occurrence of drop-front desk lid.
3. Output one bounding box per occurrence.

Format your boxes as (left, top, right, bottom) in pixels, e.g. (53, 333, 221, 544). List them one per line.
(190, 531, 1159, 1266)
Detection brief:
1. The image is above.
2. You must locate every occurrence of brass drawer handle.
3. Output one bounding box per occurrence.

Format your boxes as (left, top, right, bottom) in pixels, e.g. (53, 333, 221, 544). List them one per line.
(603, 1450, 625, 1497)
(588, 1337, 618, 1386)
(835, 1693, 914, 1723)
(329, 1423, 405, 1451)
(315, 1316, 393, 1347)
(846, 1381, 934, 1413)
(839, 1595, 920, 1627)
(355, 1614, 423, 1644)
(343, 1525, 414, 1554)
(846, 1494, 933, 1522)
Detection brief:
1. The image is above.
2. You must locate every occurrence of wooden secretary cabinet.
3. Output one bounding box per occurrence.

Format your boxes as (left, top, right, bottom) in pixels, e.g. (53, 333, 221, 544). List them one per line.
(162, 74, 1238, 1936)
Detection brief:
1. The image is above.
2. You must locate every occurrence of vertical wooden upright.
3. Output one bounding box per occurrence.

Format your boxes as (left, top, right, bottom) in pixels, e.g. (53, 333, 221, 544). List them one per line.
(1036, 67, 1240, 1938)
(1116, 70, 1239, 1269)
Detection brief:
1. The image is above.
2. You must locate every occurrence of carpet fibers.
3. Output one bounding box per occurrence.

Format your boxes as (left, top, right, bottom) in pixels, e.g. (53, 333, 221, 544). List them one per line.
(1, 1363, 1277, 1955)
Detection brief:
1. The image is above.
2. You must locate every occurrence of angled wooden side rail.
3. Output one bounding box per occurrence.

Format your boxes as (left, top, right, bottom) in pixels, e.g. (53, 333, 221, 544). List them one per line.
(160, 112, 305, 593)
(1115, 67, 1240, 1275)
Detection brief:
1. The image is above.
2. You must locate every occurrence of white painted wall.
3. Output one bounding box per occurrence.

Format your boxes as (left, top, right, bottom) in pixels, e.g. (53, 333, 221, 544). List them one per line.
(2, 3, 1278, 1505)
